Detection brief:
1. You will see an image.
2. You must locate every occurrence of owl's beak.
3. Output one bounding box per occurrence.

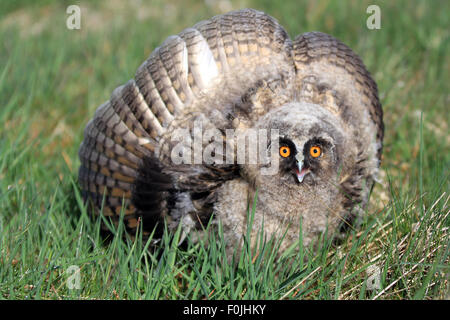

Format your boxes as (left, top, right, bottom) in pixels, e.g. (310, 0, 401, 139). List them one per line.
(295, 161, 310, 183)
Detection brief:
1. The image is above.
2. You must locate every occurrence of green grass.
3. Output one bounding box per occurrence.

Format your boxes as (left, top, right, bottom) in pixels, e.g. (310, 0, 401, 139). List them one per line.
(0, 0, 448, 299)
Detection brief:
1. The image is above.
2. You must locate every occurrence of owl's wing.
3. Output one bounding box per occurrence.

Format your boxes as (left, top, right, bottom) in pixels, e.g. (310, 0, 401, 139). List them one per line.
(292, 32, 383, 161)
(78, 9, 294, 238)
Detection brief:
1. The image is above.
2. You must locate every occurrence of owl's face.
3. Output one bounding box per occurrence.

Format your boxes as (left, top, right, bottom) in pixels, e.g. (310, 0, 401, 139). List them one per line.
(277, 135, 336, 185)
(254, 101, 347, 187)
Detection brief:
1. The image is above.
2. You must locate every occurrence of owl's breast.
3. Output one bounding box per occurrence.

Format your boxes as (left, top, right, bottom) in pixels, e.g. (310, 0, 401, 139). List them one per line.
(214, 173, 344, 253)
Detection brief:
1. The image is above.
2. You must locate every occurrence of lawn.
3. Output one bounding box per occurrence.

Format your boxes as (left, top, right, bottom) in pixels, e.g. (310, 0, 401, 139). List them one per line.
(0, 0, 448, 299)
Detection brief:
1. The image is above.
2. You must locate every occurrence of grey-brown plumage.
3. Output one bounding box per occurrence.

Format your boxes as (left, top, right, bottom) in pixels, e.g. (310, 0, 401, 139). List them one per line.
(78, 9, 383, 253)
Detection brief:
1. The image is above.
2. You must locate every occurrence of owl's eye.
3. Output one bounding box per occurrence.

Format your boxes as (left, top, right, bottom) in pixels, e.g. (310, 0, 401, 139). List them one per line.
(279, 146, 291, 158)
(310, 146, 322, 158)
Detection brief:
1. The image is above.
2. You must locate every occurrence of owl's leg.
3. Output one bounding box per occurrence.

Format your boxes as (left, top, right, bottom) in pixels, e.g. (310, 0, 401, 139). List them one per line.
(170, 192, 198, 245)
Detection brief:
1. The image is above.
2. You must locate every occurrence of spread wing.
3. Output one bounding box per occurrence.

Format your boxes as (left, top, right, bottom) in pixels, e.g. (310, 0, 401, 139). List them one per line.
(78, 8, 294, 238)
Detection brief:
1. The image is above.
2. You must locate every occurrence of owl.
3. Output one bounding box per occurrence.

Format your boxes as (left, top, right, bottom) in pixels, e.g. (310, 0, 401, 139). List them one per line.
(78, 9, 383, 255)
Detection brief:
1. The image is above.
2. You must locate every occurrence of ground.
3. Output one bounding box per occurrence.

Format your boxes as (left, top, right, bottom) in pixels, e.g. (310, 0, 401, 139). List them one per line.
(0, 0, 448, 299)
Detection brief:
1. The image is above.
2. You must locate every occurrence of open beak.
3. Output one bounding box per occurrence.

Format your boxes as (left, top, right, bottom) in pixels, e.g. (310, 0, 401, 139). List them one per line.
(295, 161, 310, 183)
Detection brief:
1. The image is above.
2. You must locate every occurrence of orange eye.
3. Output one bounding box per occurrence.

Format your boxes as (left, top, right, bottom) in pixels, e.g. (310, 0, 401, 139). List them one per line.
(279, 146, 291, 158)
(310, 146, 322, 158)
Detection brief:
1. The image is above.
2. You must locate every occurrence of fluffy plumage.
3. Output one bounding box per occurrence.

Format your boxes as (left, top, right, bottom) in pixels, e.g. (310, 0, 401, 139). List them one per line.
(78, 8, 383, 254)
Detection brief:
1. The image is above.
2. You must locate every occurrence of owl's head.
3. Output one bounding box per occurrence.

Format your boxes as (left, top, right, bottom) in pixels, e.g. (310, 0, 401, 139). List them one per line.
(254, 101, 349, 187)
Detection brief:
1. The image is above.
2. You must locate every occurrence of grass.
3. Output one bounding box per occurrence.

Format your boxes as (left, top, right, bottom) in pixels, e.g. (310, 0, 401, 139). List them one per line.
(0, 0, 448, 299)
